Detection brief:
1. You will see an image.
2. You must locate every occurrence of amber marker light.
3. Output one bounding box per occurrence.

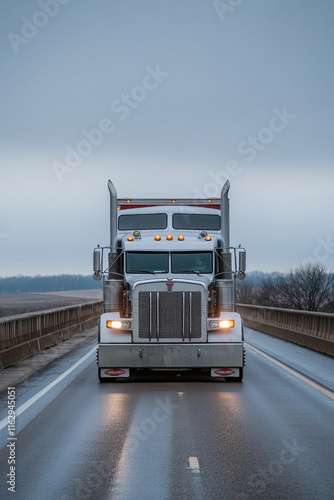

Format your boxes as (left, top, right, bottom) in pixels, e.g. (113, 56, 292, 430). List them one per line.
(205, 236, 212, 241)
(171, 199, 176, 203)
(208, 199, 212, 203)
(155, 235, 161, 241)
(126, 199, 131, 203)
(106, 320, 122, 329)
(178, 235, 184, 241)
(127, 236, 134, 241)
(219, 320, 235, 329)
(166, 234, 173, 240)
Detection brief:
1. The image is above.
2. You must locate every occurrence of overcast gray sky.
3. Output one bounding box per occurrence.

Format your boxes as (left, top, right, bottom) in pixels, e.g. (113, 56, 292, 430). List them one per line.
(1, 0, 334, 277)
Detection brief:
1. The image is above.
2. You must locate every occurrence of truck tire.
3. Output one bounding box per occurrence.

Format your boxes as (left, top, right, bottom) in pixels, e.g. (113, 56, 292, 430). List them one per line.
(98, 372, 117, 383)
(232, 368, 243, 382)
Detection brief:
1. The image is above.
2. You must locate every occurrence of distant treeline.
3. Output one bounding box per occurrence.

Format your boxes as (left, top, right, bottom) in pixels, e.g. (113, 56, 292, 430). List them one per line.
(236, 264, 334, 313)
(0, 274, 101, 293)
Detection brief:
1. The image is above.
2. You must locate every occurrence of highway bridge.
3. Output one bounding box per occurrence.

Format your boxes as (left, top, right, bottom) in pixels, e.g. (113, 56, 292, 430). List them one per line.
(0, 303, 333, 499)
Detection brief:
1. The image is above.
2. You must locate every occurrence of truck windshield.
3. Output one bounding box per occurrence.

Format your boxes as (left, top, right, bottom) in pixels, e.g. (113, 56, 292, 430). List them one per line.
(126, 252, 169, 274)
(171, 252, 213, 274)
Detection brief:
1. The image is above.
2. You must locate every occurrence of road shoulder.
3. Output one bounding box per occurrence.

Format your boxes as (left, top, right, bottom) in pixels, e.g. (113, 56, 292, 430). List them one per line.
(0, 326, 97, 393)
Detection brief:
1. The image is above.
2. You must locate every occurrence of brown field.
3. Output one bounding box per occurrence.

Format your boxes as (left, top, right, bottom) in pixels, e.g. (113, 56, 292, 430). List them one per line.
(0, 290, 103, 318)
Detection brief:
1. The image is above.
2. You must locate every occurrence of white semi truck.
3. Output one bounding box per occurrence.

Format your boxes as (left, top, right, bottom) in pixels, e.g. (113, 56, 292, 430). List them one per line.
(93, 180, 246, 382)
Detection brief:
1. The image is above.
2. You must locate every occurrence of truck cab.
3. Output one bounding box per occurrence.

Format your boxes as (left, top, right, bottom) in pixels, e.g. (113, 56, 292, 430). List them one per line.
(93, 180, 246, 381)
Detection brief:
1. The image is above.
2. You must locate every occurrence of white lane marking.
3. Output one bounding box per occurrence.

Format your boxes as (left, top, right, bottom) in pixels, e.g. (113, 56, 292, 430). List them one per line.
(0, 345, 96, 431)
(245, 342, 334, 401)
(188, 456, 201, 473)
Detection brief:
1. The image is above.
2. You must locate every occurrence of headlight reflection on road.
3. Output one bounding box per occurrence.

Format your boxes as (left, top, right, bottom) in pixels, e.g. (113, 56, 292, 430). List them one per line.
(102, 393, 130, 425)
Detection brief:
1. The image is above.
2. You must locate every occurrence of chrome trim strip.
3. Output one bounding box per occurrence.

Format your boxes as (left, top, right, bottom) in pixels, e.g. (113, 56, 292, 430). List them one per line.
(182, 292, 185, 342)
(157, 292, 160, 341)
(189, 291, 192, 341)
(149, 292, 152, 341)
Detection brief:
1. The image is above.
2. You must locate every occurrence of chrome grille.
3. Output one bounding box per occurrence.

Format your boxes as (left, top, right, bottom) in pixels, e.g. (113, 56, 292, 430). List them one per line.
(138, 291, 202, 340)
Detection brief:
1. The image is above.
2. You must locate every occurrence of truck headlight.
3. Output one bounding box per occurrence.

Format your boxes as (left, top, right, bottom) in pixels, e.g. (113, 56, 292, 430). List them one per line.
(219, 320, 235, 329)
(208, 319, 235, 330)
(106, 320, 132, 330)
(107, 320, 122, 329)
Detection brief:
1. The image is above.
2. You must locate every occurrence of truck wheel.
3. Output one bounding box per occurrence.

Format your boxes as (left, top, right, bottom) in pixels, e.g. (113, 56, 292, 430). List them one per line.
(98, 373, 117, 383)
(98, 369, 120, 382)
(233, 368, 243, 382)
(98, 370, 107, 383)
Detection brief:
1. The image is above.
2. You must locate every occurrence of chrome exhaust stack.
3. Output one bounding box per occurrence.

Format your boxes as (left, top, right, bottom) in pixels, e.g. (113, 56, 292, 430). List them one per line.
(108, 180, 118, 253)
(105, 180, 123, 312)
(216, 180, 233, 312)
(221, 180, 230, 249)
(218, 180, 232, 280)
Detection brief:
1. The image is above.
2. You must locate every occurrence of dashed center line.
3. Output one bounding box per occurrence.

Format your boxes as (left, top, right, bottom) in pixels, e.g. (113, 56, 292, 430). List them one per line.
(188, 456, 201, 473)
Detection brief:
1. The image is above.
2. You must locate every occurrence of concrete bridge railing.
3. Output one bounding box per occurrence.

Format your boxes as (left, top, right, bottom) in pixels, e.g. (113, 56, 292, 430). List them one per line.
(0, 301, 103, 369)
(236, 303, 334, 356)
(1, 301, 333, 370)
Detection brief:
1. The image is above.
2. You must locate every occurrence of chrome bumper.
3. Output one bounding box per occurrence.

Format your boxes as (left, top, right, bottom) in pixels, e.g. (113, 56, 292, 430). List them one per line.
(98, 343, 244, 368)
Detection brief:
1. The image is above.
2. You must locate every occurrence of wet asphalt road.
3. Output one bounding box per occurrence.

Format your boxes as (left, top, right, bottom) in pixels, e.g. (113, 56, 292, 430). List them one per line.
(0, 328, 333, 500)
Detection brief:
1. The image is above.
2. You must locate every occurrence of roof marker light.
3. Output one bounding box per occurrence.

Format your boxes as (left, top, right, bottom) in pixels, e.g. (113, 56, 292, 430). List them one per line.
(127, 236, 134, 241)
(205, 236, 212, 241)
(155, 235, 161, 241)
(166, 235, 173, 240)
(178, 235, 184, 241)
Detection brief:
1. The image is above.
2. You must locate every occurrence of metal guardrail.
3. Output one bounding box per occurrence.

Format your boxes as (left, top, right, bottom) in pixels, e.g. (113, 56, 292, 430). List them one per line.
(236, 304, 334, 356)
(0, 301, 103, 369)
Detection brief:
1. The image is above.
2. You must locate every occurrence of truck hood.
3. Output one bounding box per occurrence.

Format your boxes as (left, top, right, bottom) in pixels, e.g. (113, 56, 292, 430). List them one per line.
(126, 273, 212, 290)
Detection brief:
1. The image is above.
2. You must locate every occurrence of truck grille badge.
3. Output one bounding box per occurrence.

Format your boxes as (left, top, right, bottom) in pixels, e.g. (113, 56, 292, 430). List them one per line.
(166, 280, 173, 291)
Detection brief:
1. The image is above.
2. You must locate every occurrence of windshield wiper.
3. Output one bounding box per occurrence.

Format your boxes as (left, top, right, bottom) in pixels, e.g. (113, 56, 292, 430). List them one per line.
(131, 270, 156, 274)
(173, 270, 201, 275)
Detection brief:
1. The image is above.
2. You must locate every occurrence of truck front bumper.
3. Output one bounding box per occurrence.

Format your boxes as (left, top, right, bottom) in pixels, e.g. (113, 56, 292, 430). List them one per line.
(98, 343, 244, 369)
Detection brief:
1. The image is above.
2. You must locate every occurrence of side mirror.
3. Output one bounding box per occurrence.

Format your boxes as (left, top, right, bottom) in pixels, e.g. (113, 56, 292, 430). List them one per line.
(238, 250, 246, 272)
(93, 250, 102, 280)
(238, 250, 246, 280)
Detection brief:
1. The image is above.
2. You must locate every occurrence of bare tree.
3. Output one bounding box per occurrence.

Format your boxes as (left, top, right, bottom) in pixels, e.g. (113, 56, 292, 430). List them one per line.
(236, 271, 271, 305)
(236, 264, 334, 312)
(255, 275, 280, 307)
(236, 279, 257, 304)
(274, 264, 334, 312)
